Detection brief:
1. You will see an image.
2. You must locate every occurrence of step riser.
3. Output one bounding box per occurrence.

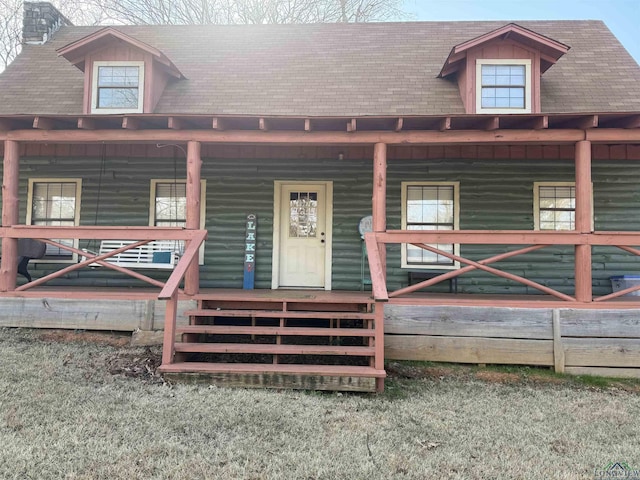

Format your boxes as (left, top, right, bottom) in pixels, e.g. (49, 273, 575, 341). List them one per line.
(177, 326, 375, 337)
(186, 309, 375, 320)
(175, 343, 375, 356)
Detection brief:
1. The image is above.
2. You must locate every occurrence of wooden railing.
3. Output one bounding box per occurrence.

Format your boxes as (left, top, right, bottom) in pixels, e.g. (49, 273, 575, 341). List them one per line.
(365, 230, 640, 303)
(0, 225, 207, 365)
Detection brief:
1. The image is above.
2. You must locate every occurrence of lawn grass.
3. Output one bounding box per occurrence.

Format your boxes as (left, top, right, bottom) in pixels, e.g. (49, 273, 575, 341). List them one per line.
(1, 327, 639, 479)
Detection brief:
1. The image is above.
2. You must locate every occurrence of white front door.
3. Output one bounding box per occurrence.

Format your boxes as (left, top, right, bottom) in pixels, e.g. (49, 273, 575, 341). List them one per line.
(273, 182, 332, 289)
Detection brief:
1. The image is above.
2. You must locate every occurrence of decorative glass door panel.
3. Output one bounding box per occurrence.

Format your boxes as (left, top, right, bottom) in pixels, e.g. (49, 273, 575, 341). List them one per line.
(289, 192, 318, 238)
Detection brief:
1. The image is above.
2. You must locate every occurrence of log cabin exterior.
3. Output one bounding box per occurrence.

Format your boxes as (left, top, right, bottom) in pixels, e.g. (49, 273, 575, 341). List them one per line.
(1, 2, 640, 390)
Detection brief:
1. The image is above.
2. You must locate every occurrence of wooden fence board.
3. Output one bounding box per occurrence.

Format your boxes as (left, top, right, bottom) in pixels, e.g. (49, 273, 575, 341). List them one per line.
(0, 298, 147, 331)
(560, 309, 640, 338)
(564, 366, 640, 379)
(385, 335, 554, 365)
(564, 338, 640, 368)
(384, 305, 553, 339)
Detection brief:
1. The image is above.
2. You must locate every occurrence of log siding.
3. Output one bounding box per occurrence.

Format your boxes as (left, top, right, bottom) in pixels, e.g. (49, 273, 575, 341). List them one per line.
(3, 151, 640, 295)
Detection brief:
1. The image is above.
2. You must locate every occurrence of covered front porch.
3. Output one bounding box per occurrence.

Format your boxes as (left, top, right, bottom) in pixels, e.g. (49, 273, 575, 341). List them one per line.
(1, 111, 640, 389)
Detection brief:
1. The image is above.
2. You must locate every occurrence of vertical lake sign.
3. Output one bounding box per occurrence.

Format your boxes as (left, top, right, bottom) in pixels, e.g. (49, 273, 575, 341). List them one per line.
(243, 214, 257, 289)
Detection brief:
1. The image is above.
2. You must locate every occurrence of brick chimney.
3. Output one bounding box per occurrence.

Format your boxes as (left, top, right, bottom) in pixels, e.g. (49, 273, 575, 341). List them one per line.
(23, 2, 72, 45)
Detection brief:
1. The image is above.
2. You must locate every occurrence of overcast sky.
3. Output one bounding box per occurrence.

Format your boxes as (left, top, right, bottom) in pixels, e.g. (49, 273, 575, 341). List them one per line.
(403, 0, 640, 65)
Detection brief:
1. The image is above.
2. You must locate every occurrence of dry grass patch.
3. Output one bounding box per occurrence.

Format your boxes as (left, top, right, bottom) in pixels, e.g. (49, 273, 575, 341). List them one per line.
(1, 327, 639, 479)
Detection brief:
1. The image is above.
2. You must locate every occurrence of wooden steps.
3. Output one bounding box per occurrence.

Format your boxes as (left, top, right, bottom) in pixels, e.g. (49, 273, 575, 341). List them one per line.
(160, 290, 385, 392)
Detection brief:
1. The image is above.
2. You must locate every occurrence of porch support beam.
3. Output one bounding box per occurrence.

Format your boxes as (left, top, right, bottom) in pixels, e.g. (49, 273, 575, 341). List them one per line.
(372, 142, 387, 280)
(1, 128, 597, 144)
(575, 140, 593, 302)
(0, 140, 20, 291)
(185, 140, 202, 295)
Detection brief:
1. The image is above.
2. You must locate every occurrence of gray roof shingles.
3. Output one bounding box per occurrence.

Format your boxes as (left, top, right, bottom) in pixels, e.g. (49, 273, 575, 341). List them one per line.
(1, 20, 639, 116)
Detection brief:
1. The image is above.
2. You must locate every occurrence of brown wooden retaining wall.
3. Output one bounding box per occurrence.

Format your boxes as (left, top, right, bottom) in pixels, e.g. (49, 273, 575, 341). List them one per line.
(384, 305, 640, 378)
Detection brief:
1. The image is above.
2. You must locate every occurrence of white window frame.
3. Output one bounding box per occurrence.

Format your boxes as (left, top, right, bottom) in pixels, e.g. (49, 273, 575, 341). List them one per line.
(533, 182, 594, 231)
(476, 59, 531, 114)
(401, 181, 460, 270)
(26, 178, 82, 263)
(91, 61, 145, 114)
(149, 179, 207, 265)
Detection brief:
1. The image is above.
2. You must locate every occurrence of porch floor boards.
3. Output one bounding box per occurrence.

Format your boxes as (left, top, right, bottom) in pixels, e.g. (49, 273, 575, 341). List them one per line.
(3, 287, 640, 309)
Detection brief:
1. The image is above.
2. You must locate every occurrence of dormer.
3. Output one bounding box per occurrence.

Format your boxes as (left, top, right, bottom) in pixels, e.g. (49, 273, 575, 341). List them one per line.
(57, 27, 184, 114)
(438, 24, 570, 114)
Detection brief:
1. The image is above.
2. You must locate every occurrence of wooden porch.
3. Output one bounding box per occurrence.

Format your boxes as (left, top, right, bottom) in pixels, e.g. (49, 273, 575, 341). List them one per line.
(1, 112, 640, 389)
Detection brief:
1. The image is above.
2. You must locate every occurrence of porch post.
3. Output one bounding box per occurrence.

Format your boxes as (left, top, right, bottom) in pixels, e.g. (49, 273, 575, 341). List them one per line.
(373, 143, 387, 274)
(0, 140, 20, 292)
(574, 140, 592, 302)
(184, 140, 201, 295)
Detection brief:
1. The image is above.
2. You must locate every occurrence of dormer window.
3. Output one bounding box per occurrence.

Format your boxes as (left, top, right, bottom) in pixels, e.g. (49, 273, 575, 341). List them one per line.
(438, 24, 569, 115)
(57, 27, 184, 115)
(476, 59, 531, 114)
(91, 61, 144, 114)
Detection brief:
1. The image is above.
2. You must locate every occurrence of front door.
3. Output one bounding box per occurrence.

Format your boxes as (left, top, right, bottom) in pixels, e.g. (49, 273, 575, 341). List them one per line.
(274, 182, 332, 289)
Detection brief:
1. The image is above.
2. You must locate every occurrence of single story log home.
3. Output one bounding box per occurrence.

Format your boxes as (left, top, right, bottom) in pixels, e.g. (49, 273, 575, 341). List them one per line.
(1, 2, 640, 391)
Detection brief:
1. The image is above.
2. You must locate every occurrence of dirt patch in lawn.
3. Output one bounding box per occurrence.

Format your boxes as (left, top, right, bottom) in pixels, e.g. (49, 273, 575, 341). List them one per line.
(38, 329, 131, 348)
(104, 349, 164, 384)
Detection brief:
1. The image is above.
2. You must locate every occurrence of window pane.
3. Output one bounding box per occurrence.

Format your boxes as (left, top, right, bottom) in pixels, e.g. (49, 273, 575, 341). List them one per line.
(538, 185, 577, 231)
(155, 183, 187, 223)
(480, 64, 526, 109)
(97, 65, 140, 109)
(481, 65, 496, 75)
(97, 88, 138, 109)
(31, 182, 78, 257)
(405, 185, 456, 266)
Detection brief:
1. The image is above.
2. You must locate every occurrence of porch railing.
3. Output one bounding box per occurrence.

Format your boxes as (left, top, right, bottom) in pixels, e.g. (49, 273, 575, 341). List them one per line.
(365, 230, 640, 303)
(0, 225, 207, 364)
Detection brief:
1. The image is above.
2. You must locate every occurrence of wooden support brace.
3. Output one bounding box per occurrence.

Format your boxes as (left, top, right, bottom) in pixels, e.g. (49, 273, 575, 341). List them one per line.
(161, 291, 178, 365)
(0, 139, 19, 292)
(485, 116, 500, 131)
(395, 118, 403, 132)
(410, 242, 576, 302)
(259, 118, 268, 131)
(304, 118, 311, 132)
(168, 117, 184, 130)
(184, 140, 202, 296)
(552, 310, 565, 373)
(16, 239, 168, 291)
(33, 116, 55, 130)
(579, 115, 599, 129)
(77, 118, 95, 130)
(212, 117, 225, 131)
(122, 117, 140, 130)
(534, 116, 549, 130)
(389, 244, 547, 298)
(439, 117, 451, 131)
(347, 118, 356, 132)
(364, 233, 388, 302)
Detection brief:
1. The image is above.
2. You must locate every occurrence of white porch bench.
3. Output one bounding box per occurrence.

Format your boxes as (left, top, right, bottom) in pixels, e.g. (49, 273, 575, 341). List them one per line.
(81, 240, 180, 270)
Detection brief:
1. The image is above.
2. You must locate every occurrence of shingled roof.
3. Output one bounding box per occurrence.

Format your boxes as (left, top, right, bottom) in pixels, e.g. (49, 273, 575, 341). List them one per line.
(1, 20, 639, 116)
